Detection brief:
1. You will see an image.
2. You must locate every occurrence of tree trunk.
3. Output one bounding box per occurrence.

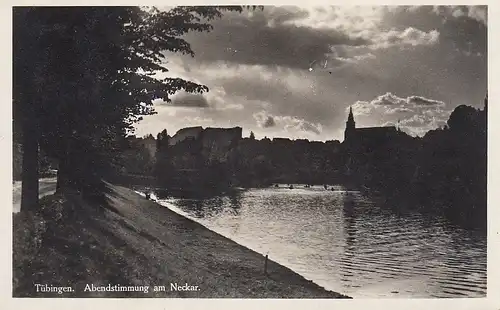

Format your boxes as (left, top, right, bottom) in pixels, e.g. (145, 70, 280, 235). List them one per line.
(56, 115, 77, 193)
(56, 158, 68, 193)
(56, 149, 78, 193)
(20, 112, 39, 212)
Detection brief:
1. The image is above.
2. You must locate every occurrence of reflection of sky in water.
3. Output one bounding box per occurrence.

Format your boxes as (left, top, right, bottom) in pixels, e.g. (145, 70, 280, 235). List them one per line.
(153, 184, 486, 298)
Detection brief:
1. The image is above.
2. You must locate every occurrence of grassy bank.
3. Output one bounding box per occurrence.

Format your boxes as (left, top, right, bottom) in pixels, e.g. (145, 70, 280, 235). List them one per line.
(13, 183, 350, 298)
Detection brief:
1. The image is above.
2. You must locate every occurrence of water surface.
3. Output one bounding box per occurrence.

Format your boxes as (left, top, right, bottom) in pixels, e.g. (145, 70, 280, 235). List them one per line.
(152, 185, 486, 298)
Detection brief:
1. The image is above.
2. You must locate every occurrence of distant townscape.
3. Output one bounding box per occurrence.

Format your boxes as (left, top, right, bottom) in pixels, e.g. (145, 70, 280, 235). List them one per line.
(85, 96, 486, 229)
(13, 96, 487, 230)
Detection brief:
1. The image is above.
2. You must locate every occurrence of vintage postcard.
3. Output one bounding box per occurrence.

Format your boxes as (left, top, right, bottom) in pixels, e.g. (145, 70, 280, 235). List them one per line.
(5, 2, 499, 310)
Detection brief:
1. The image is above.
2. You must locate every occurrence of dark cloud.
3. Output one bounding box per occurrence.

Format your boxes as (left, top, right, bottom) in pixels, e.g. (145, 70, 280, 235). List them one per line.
(185, 7, 370, 70)
(254, 111, 271, 128)
(254, 112, 277, 128)
(440, 11, 487, 58)
(265, 5, 310, 25)
(253, 111, 322, 135)
(408, 95, 445, 106)
(170, 93, 209, 108)
(299, 121, 322, 135)
(263, 116, 276, 128)
(432, 5, 487, 26)
(382, 6, 486, 57)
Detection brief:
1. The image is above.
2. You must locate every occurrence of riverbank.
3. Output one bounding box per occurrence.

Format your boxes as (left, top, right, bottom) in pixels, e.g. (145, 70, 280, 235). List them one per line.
(13, 183, 350, 298)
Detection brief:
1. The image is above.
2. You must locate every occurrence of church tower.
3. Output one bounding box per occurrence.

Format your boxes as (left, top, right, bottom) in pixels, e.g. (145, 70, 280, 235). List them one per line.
(344, 106, 356, 142)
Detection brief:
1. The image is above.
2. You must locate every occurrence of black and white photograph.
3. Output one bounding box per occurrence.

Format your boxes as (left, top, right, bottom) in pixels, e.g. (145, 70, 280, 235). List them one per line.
(11, 4, 491, 301)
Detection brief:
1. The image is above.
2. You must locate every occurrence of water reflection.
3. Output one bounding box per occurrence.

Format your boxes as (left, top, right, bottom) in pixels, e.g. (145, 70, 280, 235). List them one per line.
(152, 184, 486, 298)
(155, 188, 244, 218)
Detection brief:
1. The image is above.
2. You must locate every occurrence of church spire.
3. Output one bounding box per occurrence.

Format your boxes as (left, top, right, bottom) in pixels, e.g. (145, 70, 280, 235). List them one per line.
(347, 106, 354, 123)
(344, 106, 356, 142)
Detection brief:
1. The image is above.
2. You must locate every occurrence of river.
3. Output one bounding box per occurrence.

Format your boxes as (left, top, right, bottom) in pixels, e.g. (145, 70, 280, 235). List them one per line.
(150, 184, 487, 298)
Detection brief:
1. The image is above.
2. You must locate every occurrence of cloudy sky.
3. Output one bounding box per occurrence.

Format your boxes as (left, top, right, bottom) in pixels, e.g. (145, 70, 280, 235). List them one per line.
(134, 5, 487, 141)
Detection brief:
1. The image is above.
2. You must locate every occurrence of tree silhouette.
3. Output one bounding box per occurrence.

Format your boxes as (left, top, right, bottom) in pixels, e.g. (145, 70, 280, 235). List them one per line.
(14, 6, 257, 211)
(249, 131, 256, 140)
(447, 105, 479, 132)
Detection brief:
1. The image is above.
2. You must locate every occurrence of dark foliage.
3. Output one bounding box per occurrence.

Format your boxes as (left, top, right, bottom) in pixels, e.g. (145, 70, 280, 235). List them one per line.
(13, 6, 255, 210)
(345, 100, 487, 230)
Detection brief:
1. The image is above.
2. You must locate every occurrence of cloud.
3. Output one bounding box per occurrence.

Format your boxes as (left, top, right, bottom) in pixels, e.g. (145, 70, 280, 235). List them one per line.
(433, 5, 487, 26)
(428, 6, 487, 57)
(169, 92, 209, 108)
(181, 6, 441, 71)
(468, 6, 488, 25)
(283, 6, 387, 33)
(408, 95, 445, 106)
(254, 111, 268, 127)
(279, 7, 440, 49)
(354, 92, 445, 110)
(330, 52, 376, 65)
(351, 101, 376, 116)
(155, 86, 246, 112)
(201, 63, 342, 125)
(254, 111, 322, 135)
(400, 114, 427, 126)
(378, 5, 486, 58)
(347, 92, 450, 136)
(399, 113, 447, 136)
(264, 116, 276, 128)
(387, 107, 413, 114)
(276, 115, 323, 135)
(254, 112, 277, 128)
(298, 120, 322, 135)
(184, 7, 370, 70)
(370, 27, 439, 49)
(371, 92, 407, 105)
